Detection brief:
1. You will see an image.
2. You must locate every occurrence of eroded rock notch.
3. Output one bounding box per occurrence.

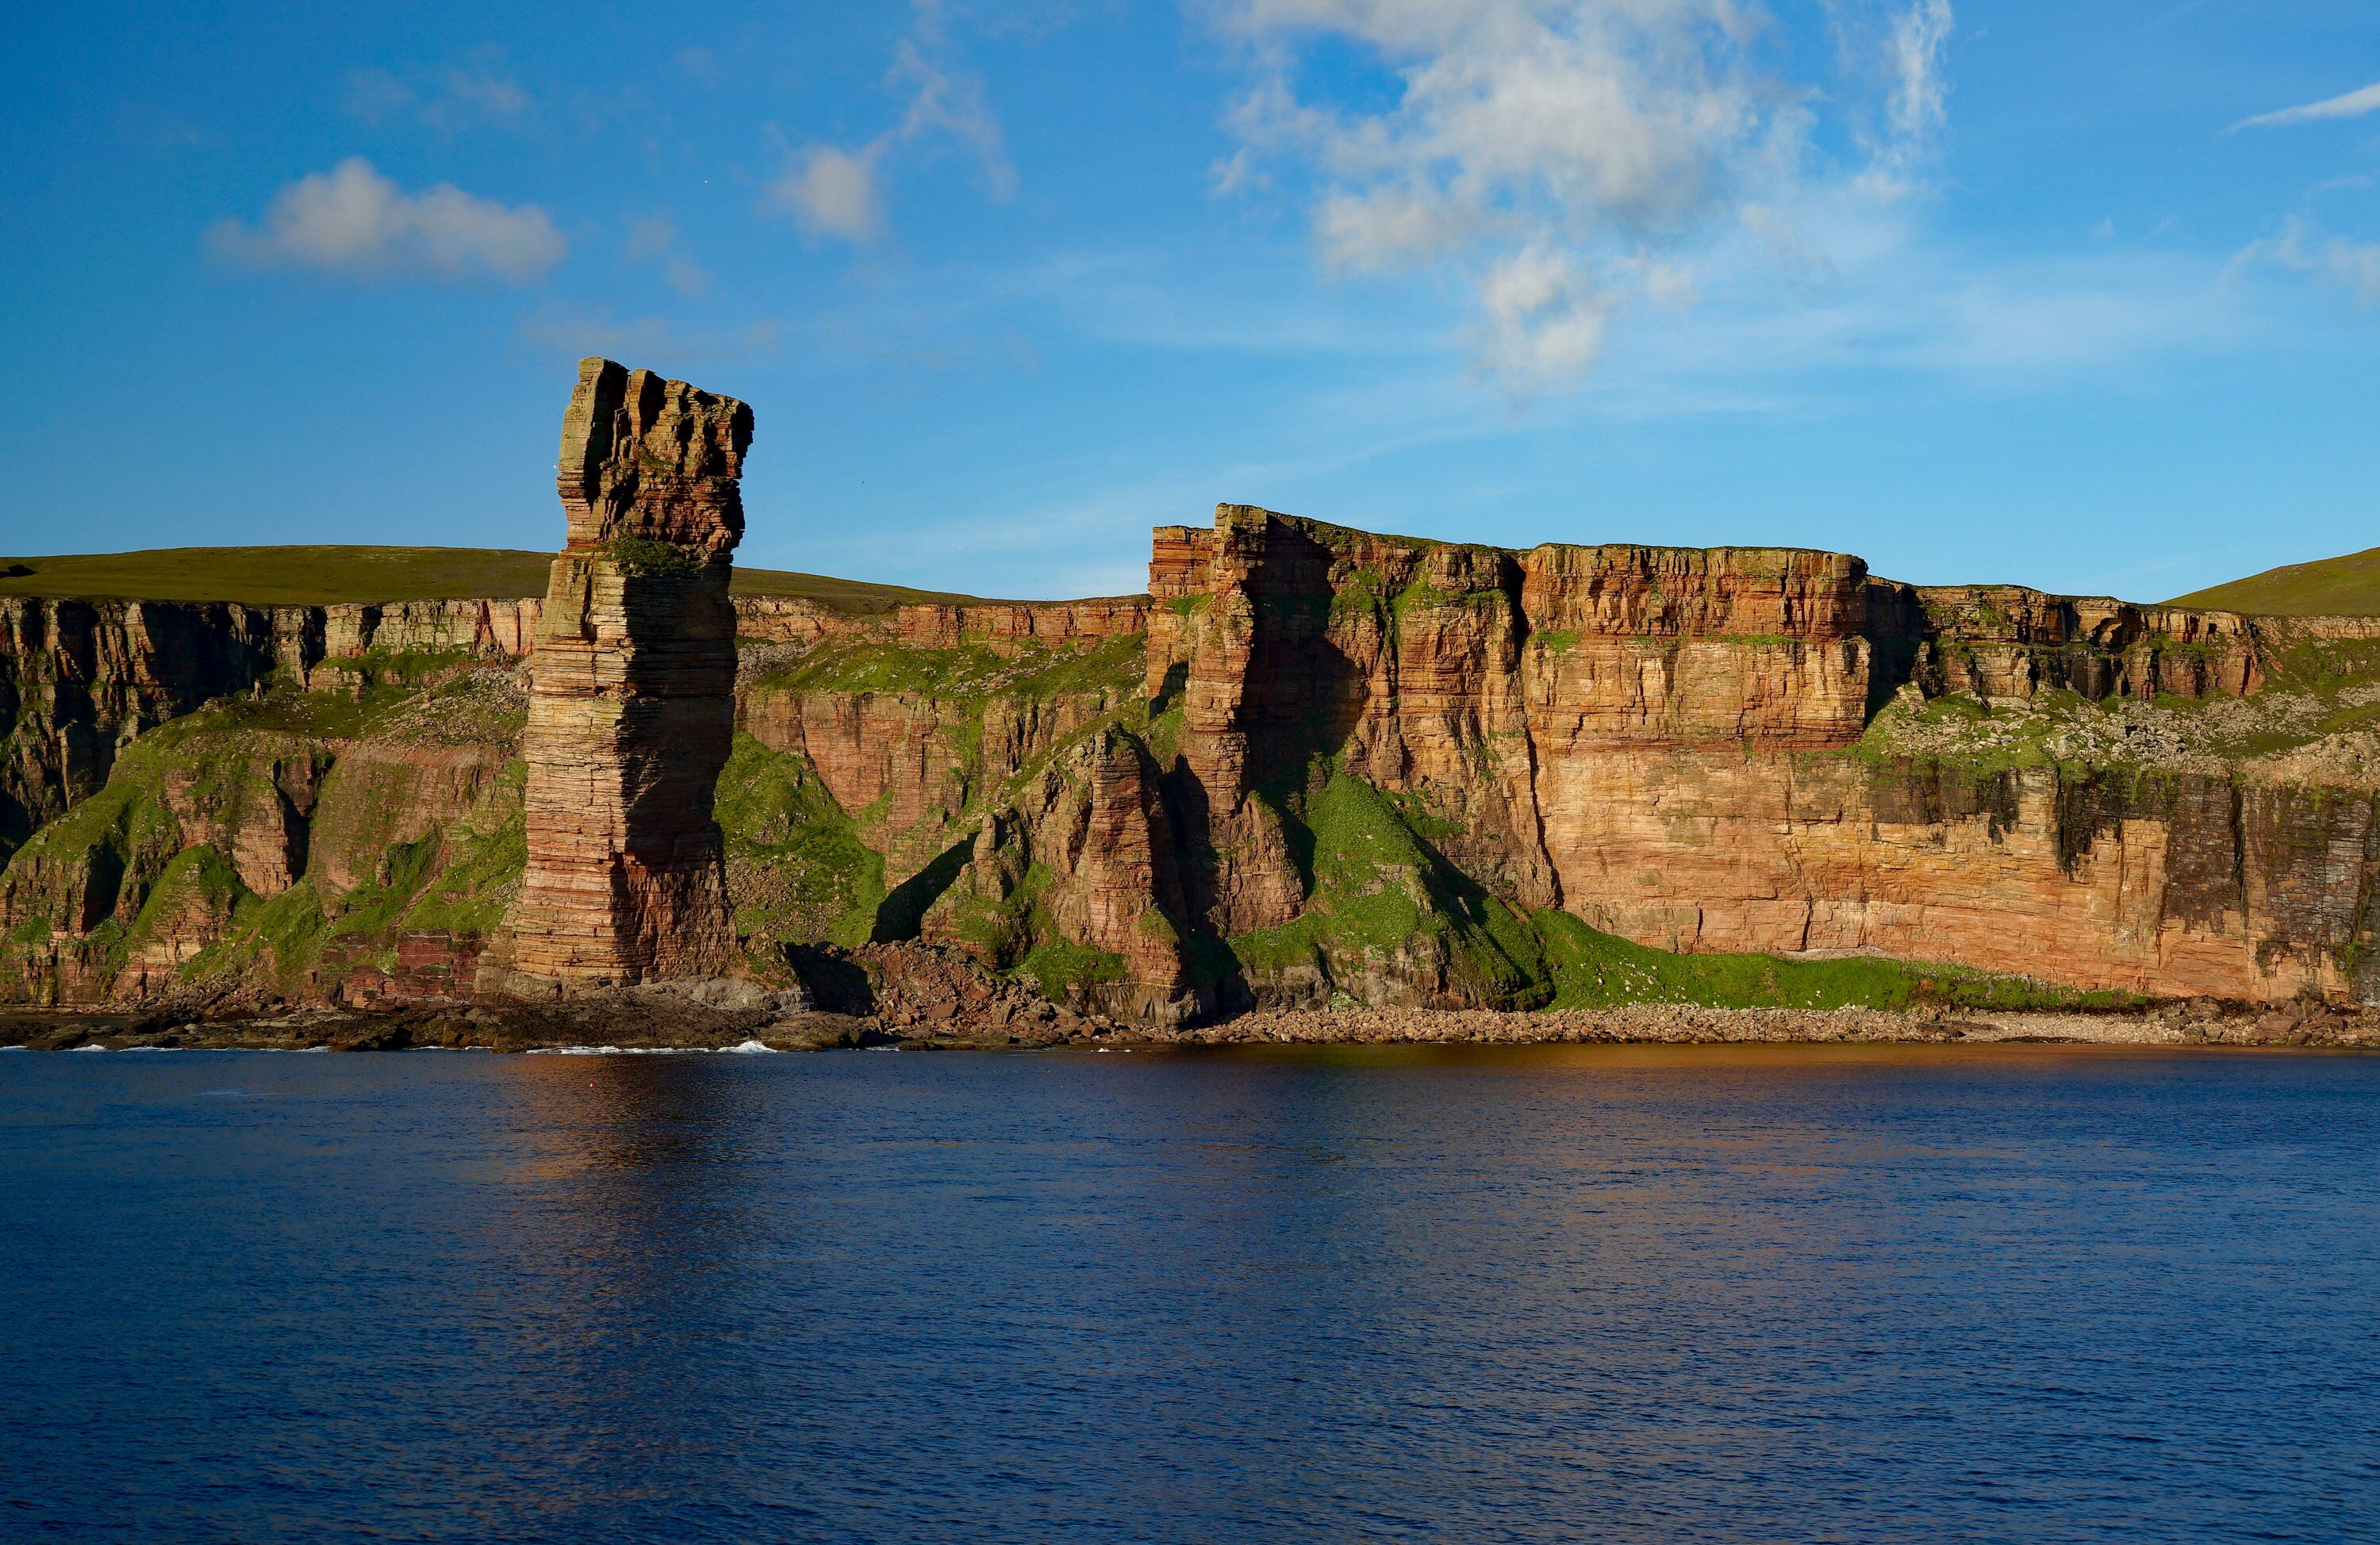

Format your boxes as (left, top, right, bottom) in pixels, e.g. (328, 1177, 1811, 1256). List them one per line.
(505, 358, 753, 987)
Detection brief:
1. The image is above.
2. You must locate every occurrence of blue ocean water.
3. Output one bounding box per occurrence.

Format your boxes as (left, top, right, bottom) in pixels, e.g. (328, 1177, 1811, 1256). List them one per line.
(2, 1043, 2376, 1543)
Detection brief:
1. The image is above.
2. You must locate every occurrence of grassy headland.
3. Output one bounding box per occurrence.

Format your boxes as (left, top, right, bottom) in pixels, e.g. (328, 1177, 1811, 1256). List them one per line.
(2167, 546, 2380, 617)
(0, 545, 1004, 612)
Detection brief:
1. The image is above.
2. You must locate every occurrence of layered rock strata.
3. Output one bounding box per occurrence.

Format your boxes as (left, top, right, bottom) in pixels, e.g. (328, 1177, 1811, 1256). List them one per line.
(504, 358, 751, 988)
(0, 594, 533, 867)
(1143, 506, 2380, 1006)
(12, 492, 2380, 1022)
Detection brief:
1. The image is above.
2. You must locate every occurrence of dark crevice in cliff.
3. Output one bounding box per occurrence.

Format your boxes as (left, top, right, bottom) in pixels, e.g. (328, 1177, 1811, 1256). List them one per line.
(2228, 780, 2252, 933)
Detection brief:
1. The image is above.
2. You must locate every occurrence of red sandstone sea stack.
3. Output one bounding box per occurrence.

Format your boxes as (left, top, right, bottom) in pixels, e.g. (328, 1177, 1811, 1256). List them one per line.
(503, 358, 753, 989)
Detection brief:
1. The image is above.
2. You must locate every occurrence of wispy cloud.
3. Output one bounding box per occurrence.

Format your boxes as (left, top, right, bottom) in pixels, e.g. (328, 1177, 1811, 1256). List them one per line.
(515, 305, 782, 365)
(2230, 216, 2380, 306)
(2233, 80, 2380, 132)
(1206, 0, 1959, 393)
(1861, 0, 1955, 200)
(764, 0, 1015, 244)
(624, 216, 712, 297)
(346, 64, 533, 132)
(208, 158, 565, 282)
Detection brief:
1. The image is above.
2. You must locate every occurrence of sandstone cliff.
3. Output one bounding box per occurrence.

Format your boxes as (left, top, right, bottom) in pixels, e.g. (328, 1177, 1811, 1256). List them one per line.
(0, 593, 532, 868)
(1135, 507, 2380, 1009)
(504, 358, 752, 988)
(7, 495, 2380, 1022)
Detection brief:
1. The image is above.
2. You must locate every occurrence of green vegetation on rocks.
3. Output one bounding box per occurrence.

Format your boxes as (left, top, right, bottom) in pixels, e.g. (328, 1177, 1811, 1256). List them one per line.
(1858, 669, 2380, 787)
(1019, 934, 1128, 1003)
(715, 734, 887, 948)
(751, 631, 1146, 703)
(1528, 909, 2137, 1012)
(398, 767, 527, 939)
(1226, 772, 1549, 1010)
(605, 536, 703, 579)
(1212, 765, 2116, 1016)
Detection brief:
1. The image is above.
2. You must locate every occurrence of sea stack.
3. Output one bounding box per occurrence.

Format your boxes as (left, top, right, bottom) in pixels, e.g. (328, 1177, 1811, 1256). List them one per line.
(506, 358, 752, 987)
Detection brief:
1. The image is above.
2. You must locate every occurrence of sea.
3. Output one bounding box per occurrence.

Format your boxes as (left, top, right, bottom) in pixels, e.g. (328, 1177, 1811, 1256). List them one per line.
(2, 1042, 2375, 1543)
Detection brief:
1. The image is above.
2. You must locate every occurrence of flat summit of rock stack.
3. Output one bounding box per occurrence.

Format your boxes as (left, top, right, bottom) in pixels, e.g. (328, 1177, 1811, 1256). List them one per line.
(504, 358, 754, 988)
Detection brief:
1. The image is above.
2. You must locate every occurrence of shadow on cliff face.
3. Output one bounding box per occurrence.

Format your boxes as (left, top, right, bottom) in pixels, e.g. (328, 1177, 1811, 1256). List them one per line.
(1157, 522, 1372, 992)
(870, 837, 974, 944)
(1150, 659, 1188, 719)
(1244, 528, 1368, 803)
(783, 944, 874, 1015)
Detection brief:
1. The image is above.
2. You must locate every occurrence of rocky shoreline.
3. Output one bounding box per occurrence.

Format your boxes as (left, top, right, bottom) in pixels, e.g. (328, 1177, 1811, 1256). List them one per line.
(7, 991, 2374, 1054)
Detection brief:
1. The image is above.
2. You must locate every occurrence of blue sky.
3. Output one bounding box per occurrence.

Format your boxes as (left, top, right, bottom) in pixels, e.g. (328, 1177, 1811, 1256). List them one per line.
(2, 1, 2375, 601)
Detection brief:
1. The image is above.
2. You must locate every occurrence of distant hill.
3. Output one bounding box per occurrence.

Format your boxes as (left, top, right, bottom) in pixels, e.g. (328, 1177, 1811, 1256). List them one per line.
(2167, 546, 2380, 617)
(0, 545, 1004, 614)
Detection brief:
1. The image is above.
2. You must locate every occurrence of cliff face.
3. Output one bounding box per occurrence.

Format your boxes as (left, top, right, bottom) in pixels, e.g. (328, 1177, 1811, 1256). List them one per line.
(503, 358, 752, 989)
(0, 661, 524, 1010)
(1141, 507, 2380, 1008)
(0, 595, 533, 868)
(7, 496, 2380, 1021)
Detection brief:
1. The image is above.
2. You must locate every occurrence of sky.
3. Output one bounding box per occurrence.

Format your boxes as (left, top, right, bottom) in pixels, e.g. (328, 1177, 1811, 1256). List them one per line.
(2, 1, 2375, 601)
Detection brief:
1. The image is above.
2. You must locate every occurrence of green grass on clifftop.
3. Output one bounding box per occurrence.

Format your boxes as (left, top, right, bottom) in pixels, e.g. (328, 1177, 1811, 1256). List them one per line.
(2167, 546, 2380, 617)
(0, 545, 1011, 611)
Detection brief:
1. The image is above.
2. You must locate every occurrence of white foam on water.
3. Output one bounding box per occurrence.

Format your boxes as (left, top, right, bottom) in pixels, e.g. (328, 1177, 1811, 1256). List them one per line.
(74, 1043, 109, 1052)
(528, 1045, 631, 1056)
(720, 1039, 779, 1055)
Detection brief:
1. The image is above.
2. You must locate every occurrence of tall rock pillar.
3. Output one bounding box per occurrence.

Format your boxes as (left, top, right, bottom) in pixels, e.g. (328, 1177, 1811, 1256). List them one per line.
(507, 358, 753, 987)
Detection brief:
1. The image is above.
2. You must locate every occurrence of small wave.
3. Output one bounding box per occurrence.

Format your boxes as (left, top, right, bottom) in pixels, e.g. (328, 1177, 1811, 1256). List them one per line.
(720, 1039, 779, 1055)
(528, 1045, 631, 1056)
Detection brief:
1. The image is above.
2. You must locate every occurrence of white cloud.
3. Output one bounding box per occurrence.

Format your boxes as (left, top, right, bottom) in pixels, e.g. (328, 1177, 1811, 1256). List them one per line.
(2232, 216, 2380, 307)
(1477, 247, 1610, 390)
(1208, 0, 1957, 391)
(764, 2, 1014, 245)
(770, 144, 889, 242)
(208, 158, 566, 282)
(2234, 80, 2380, 132)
